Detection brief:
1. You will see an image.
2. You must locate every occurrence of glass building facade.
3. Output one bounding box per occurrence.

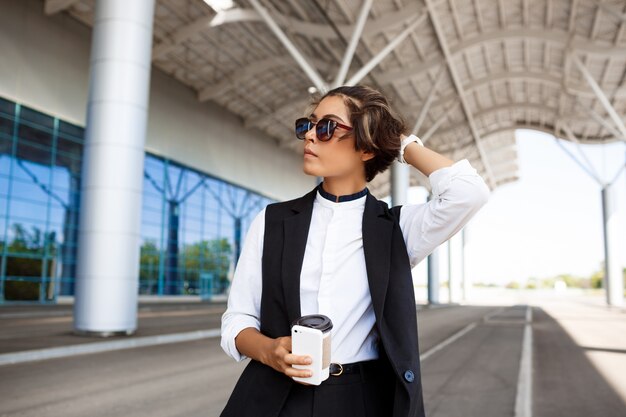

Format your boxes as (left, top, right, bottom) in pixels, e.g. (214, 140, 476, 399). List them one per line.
(0, 97, 273, 303)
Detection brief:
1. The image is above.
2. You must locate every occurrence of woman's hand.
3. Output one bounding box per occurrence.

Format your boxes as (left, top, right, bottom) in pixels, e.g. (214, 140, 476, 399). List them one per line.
(262, 336, 313, 381)
(234, 328, 313, 383)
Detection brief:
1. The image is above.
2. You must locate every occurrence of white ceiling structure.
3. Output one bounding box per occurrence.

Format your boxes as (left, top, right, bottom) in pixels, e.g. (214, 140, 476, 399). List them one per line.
(45, 0, 626, 197)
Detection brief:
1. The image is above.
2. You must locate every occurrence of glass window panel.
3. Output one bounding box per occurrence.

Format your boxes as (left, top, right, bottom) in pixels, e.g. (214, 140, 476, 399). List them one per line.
(18, 122, 53, 149)
(0, 97, 15, 117)
(10, 177, 50, 201)
(0, 217, 6, 243)
(58, 121, 84, 142)
(181, 203, 201, 221)
(16, 140, 52, 167)
(142, 216, 164, 231)
(0, 101, 276, 300)
(4, 218, 47, 256)
(57, 136, 82, 160)
(142, 193, 163, 211)
(55, 151, 81, 173)
(0, 173, 9, 198)
(50, 167, 72, 197)
(0, 116, 13, 139)
(183, 190, 203, 208)
(182, 231, 201, 245)
(182, 220, 203, 237)
(20, 106, 54, 130)
(9, 198, 48, 224)
(141, 224, 162, 242)
(10, 158, 51, 184)
(48, 204, 67, 227)
(4, 255, 43, 301)
(0, 135, 13, 157)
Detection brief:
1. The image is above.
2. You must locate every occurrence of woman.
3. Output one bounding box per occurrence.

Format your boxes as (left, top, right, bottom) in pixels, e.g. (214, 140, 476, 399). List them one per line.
(219, 85, 491, 417)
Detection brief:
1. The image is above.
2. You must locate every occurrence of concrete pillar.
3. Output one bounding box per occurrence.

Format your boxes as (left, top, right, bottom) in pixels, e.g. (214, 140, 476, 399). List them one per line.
(601, 182, 624, 307)
(427, 248, 441, 304)
(74, 0, 156, 335)
(459, 227, 468, 301)
(448, 231, 463, 303)
(390, 161, 410, 206)
(427, 193, 440, 304)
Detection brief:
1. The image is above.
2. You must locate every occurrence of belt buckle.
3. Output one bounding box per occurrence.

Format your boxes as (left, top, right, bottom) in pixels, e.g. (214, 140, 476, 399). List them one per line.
(330, 363, 343, 376)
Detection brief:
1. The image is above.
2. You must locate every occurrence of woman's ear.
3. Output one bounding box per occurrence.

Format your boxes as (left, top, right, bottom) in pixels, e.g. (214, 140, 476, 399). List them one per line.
(360, 150, 375, 162)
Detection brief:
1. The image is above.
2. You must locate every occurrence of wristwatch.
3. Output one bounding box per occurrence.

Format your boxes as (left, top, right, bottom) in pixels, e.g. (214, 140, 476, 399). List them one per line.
(397, 134, 424, 164)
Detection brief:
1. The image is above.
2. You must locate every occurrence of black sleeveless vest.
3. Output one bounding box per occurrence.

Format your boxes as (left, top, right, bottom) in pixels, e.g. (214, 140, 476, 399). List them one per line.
(220, 186, 425, 417)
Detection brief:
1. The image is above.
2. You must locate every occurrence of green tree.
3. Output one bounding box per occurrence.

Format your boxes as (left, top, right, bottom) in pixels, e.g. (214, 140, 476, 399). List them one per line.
(138, 238, 233, 296)
(590, 269, 603, 289)
(3, 223, 57, 300)
(139, 239, 160, 294)
(183, 238, 232, 294)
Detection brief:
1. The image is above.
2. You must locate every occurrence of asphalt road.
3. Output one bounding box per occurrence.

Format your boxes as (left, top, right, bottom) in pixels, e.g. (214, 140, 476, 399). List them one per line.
(0, 299, 624, 417)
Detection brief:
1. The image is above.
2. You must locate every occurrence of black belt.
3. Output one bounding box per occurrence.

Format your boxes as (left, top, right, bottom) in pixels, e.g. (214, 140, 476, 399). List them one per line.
(329, 360, 379, 377)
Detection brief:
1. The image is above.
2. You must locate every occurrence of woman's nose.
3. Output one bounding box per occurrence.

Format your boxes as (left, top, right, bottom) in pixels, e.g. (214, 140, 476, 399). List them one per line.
(305, 126, 316, 142)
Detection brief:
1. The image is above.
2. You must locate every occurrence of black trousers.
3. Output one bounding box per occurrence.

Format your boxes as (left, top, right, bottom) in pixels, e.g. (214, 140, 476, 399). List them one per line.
(278, 359, 396, 417)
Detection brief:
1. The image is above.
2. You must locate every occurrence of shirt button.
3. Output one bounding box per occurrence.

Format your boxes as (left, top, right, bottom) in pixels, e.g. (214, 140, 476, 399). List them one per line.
(404, 370, 415, 383)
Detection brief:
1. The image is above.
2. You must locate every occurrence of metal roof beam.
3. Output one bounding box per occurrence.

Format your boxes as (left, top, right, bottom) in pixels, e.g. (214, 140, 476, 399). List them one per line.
(576, 102, 626, 142)
(421, 102, 460, 144)
(592, 0, 626, 22)
(560, 124, 604, 183)
(490, 159, 519, 173)
(248, 0, 327, 93)
(152, 6, 422, 60)
(44, 0, 80, 15)
(440, 132, 519, 158)
(572, 54, 626, 141)
(425, 0, 497, 189)
(455, 29, 626, 57)
(345, 12, 427, 86)
(377, 42, 626, 87)
(555, 125, 604, 185)
(412, 68, 445, 135)
(333, 0, 373, 88)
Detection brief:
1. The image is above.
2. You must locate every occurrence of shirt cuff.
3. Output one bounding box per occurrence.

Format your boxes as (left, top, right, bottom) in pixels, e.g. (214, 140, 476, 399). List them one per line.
(428, 158, 475, 198)
(221, 316, 261, 362)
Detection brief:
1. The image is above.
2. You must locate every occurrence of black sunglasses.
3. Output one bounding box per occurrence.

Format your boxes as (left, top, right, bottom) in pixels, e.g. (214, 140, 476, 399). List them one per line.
(295, 117, 353, 142)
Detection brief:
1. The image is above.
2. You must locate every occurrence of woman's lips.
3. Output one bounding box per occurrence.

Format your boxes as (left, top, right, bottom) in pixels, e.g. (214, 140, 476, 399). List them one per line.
(304, 148, 318, 157)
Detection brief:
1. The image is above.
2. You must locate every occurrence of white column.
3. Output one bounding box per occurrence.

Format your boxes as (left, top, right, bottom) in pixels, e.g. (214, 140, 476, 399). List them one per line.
(601, 182, 624, 307)
(461, 225, 478, 302)
(74, 0, 155, 335)
(448, 231, 463, 303)
(390, 161, 410, 206)
(428, 247, 441, 304)
(461, 227, 468, 301)
(426, 193, 440, 304)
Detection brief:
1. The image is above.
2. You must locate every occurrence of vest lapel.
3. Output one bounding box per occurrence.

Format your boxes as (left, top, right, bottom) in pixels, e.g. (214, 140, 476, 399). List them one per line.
(362, 192, 394, 322)
(280, 186, 317, 325)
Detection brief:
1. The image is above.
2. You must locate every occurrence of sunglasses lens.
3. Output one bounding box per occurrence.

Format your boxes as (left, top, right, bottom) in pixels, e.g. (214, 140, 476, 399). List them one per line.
(316, 119, 335, 141)
(295, 118, 311, 140)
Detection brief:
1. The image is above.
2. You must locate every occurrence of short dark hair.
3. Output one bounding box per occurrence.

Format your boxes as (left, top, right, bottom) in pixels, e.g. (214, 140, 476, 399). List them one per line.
(310, 85, 407, 182)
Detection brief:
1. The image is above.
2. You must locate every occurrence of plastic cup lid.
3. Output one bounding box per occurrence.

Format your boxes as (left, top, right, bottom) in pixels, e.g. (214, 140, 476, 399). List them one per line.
(291, 314, 333, 332)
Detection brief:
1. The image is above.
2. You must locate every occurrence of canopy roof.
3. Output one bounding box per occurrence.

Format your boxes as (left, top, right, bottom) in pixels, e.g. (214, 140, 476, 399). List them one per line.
(46, 0, 626, 196)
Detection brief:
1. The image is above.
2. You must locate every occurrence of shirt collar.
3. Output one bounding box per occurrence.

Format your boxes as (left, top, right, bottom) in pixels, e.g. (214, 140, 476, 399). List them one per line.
(316, 182, 369, 203)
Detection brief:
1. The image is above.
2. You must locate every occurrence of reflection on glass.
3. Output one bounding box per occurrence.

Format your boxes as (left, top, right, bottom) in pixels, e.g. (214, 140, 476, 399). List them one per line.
(0, 97, 273, 303)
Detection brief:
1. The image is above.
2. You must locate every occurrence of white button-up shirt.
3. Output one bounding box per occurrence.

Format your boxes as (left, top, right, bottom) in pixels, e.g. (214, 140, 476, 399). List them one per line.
(221, 158, 490, 364)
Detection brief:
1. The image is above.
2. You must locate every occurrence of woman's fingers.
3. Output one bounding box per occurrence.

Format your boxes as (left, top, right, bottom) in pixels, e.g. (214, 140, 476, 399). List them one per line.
(284, 353, 312, 366)
(284, 365, 313, 378)
(269, 336, 313, 379)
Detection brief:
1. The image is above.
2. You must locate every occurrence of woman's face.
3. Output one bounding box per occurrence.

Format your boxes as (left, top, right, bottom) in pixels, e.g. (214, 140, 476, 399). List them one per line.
(301, 95, 373, 180)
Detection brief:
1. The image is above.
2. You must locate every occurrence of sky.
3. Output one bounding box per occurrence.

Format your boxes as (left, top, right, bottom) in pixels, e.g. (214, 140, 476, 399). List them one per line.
(408, 129, 626, 286)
